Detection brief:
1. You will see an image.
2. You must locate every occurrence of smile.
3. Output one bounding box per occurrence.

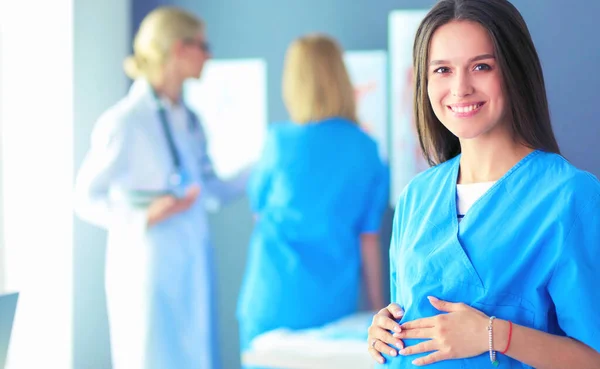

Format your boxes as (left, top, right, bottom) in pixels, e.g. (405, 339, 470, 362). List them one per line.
(447, 102, 485, 113)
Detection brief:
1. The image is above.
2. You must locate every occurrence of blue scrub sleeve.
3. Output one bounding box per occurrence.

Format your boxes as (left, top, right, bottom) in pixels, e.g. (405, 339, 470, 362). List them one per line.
(247, 125, 278, 212)
(359, 162, 390, 234)
(548, 193, 600, 353)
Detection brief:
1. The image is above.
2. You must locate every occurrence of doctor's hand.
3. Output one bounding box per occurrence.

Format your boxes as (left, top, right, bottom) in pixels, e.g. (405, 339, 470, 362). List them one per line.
(147, 185, 201, 227)
(393, 296, 489, 366)
(367, 303, 405, 364)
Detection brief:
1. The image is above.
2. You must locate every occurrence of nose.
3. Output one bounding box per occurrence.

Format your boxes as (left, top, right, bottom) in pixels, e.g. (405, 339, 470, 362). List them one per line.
(451, 70, 474, 98)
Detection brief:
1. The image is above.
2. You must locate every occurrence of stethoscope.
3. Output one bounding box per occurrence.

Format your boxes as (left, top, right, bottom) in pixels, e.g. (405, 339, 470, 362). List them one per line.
(152, 89, 198, 196)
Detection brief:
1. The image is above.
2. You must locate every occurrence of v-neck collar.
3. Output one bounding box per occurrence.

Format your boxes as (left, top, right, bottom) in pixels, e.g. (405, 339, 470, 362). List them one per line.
(425, 150, 542, 290)
(449, 150, 541, 230)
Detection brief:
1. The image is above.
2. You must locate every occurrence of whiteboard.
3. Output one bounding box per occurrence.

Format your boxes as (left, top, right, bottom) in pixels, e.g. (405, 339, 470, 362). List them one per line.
(184, 59, 268, 179)
(344, 50, 388, 161)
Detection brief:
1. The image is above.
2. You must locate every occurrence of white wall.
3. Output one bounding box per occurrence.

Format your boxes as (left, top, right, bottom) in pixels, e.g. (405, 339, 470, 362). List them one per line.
(0, 1, 74, 367)
(0, 0, 130, 367)
(0, 20, 5, 294)
(73, 0, 131, 367)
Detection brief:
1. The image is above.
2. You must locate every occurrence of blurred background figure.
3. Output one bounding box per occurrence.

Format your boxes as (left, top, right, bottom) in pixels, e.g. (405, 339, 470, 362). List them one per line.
(74, 6, 248, 369)
(236, 34, 390, 367)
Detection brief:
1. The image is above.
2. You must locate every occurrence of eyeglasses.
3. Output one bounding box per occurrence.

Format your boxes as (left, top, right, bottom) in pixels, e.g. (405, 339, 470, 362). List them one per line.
(183, 39, 211, 53)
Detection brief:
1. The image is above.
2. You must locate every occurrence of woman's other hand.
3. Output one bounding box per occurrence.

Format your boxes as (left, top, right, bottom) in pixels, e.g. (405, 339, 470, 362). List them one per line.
(368, 303, 405, 364)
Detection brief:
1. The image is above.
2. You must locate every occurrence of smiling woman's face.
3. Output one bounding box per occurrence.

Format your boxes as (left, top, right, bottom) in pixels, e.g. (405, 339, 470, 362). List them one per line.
(427, 20, 509, 141)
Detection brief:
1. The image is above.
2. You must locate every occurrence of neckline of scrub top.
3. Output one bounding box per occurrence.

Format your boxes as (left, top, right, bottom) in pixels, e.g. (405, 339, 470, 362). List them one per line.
(443, 150, 541, 289)
(449, 150, 541, 230)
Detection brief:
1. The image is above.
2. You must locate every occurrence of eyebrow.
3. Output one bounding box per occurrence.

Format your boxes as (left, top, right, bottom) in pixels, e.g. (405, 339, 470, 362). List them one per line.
(429, 54, 496, 66)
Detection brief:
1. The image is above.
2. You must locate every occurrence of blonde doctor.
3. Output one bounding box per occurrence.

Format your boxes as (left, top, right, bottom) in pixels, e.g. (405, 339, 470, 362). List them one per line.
(74, 7, 248, 369)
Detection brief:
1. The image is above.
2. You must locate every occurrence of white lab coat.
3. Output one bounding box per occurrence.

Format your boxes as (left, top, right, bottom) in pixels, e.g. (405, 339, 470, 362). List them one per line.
(74, 79, 249, 369)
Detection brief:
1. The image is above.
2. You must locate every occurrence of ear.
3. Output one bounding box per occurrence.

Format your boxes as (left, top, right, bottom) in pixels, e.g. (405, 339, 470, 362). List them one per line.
(171, 39, 186, 57)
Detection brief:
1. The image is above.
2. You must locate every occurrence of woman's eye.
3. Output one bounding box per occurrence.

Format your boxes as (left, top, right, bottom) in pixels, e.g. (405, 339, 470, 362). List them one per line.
(433, 67, 450, 74)
(474, 64, 491, 71)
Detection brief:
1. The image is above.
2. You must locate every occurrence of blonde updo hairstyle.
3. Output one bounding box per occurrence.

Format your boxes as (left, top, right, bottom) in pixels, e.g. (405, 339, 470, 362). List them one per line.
(282, 34, 357, 124)
(123, 7, 204, 82)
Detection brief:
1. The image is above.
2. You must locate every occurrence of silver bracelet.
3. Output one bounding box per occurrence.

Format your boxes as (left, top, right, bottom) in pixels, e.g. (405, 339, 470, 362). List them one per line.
(487, 316, 499, 366)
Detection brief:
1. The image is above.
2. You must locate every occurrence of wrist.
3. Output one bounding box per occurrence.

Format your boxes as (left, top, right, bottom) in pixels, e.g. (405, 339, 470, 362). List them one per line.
(493, 319, 511, 353)
(372, 294, 385, 310)
(147, 211, 158, 227)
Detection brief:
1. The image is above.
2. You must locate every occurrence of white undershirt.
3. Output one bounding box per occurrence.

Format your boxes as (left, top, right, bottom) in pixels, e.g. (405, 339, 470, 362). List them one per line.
(456, 181, 496, 221)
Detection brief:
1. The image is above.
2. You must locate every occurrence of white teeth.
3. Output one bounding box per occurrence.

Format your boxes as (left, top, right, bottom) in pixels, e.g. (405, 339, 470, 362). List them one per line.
(452, 104, 480, 113)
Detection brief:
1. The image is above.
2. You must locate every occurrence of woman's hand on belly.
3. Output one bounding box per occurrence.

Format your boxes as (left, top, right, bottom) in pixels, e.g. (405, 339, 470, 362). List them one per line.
(367, 303, 406, 364)
(395, 296, 489, 366)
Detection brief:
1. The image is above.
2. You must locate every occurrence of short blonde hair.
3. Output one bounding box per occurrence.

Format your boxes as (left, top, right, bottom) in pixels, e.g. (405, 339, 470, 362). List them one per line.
(282, 34, 357, 124)
(123, 7, 204, 81)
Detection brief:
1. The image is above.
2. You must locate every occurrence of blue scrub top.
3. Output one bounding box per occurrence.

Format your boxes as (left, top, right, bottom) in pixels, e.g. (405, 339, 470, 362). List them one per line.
(380, 150, 600, 368)
(237, 117, 389, 341)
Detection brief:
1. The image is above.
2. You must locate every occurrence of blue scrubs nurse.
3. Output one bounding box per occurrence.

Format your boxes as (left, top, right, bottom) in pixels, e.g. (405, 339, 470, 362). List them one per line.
(237, 34, 390, 357)
(367, 0, 600, 368)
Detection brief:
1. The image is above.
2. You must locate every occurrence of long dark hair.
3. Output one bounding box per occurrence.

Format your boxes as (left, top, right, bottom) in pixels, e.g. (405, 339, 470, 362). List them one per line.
(413, 0, 560, 165)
